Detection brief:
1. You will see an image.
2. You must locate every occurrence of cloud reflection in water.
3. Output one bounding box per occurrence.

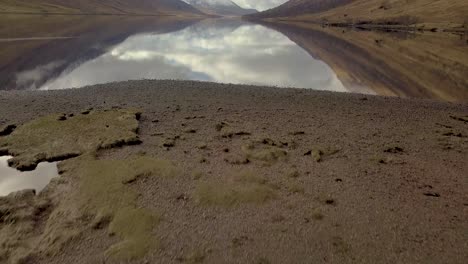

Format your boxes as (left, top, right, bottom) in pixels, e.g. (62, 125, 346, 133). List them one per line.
(39, 20, 346, 91)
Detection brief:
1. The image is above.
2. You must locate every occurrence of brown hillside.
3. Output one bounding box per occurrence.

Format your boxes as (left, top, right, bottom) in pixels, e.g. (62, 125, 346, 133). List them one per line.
(248, 0, 468, 30)
(0, 0, 203, 15)
(301, 0, 468, 27)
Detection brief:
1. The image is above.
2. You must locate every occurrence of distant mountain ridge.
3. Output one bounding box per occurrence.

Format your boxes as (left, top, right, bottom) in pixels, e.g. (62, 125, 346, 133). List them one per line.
(0, 0, 203, 15)
(183, 0, 257, 16)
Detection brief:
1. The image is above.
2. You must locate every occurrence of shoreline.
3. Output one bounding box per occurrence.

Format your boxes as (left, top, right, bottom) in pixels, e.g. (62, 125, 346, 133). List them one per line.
(0, 12, 209, 18)
(0, 80, 467, 263)
(2, 79, 467, 103)
(244, 17, 467, 34)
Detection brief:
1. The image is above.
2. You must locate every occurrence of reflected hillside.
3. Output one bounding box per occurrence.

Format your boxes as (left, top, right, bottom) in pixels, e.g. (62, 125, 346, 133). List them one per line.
(2, 16, 466, 101)
(0, 15, 200, 90)
(10, 18, 346, 91)
(261, 21, 468, 102)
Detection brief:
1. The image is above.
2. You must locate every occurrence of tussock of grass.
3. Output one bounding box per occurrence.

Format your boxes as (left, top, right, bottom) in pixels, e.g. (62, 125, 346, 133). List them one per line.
(197, 142, 208, 149)
(311, 149, 323, 162)
(0, 109, 141, 171)
(248, 147, 287, 162)
(305, 146, 340, 162)
(241, 143, 287, 163)
(286, 169, 300, 178)
(195, 171, 276, 207)
(221, 129, 251, 138)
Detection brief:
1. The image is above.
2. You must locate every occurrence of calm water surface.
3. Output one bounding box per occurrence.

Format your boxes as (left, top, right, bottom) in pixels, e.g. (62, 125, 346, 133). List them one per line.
(0, 156, 59, 196)
(39, 21, 347, 91)
(0, 15, 467, 101)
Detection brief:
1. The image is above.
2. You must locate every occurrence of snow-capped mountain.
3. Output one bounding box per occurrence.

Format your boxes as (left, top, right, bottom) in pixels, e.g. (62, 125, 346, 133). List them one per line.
(183, 0, 257, 16)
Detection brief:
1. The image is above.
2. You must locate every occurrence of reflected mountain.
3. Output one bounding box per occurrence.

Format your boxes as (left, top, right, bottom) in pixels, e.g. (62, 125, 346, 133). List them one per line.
(259, 21, 468, 102)
(1, 17, 346, 91)
(1, 16, 467, 102)
(0, 15, 201, 90)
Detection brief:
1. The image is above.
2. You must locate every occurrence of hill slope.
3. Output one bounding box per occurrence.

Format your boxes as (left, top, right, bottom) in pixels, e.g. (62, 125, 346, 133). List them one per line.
(248, 0, 468, 30)
(0, 0, 203, 15)
(183, 0, 257, 16)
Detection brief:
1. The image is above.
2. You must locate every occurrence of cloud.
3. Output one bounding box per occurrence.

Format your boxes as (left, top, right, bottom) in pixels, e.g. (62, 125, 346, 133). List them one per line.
(40, 19, 346, 92)
(15, 61, 65, 89)
(232, 0, 288, 11)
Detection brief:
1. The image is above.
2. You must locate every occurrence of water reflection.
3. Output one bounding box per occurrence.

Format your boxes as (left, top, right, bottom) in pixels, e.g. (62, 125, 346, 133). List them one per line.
(261, 22, 468, 102)
(38, 19, 347, 91)
(0, 156, 59, 196)
(0, 15, 200, 90)
(0, 15, 467, 101)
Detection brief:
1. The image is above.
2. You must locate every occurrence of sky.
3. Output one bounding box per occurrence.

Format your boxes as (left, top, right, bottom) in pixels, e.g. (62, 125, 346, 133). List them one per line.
(232, 0, 288, 11)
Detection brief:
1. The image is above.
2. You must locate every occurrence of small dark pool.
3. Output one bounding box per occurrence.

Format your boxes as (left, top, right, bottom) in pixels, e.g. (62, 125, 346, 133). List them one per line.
(0, 156, 59, 196)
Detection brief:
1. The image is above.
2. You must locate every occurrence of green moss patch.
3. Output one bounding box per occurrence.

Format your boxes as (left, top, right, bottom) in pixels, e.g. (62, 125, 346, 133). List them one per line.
(0, 109, 180, 262)
(195, 171, 277, 207)
(61, 155, 178, 260)
(0, 109, 141, 171)
(106, 207, 160, 260)
(73, 156, 176, 212)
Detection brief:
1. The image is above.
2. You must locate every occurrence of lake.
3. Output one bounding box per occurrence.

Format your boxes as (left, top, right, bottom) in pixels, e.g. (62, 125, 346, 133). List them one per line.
(0, 15, 467, 102)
